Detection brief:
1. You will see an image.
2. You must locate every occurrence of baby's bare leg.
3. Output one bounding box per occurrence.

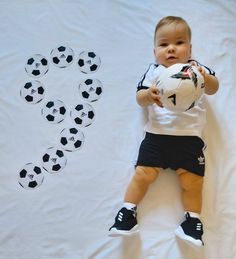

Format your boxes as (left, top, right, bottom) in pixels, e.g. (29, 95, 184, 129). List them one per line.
(177, 168, 203, 214)
(124, 166, 160, 205)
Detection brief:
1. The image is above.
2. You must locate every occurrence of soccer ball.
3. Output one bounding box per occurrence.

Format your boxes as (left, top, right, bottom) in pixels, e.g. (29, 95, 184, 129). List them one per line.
(78, 78, 103, 102)
(25, 54, 49, 78)
(157, 63, 205, 112)
(50, 46, 74, 68)
(41, 99, 66, 124)
(77, 51, 101, 74)
(18, 163, 44, 190)
(20, 80, 45, 104)
(70, 103, 95, 127)
(59, 127, 85, 152)
(42, 147, 67, 173)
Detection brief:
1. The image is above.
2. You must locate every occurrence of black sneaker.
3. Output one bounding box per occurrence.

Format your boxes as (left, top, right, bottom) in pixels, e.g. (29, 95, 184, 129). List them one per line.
(175, 212, 204, 247)
(108, 207, 139, 237)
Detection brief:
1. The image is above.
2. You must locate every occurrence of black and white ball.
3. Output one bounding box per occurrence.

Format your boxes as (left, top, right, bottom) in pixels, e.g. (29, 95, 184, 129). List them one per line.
(20, 80, 45, 104)
(157, 63, 205, 112)
(77, 51, 101, 74)
(50, 46, 74, 68)
(42, 147, 67, 173)
(25, 54, 49, 78)
(78, 78, 103, 102)
(59, 127, 85, 152)
(41, 99, 66, 124)
(70, 103, 95, 127)
(18, 163, 44, 190)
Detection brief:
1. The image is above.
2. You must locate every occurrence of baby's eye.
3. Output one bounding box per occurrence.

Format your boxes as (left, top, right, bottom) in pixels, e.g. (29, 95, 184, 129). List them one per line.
(159, 43, 168, 47)
(176, 41, 184, 45)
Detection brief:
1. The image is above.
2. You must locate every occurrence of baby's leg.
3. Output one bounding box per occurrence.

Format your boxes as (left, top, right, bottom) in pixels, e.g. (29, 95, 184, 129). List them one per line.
(175, 168, 204, 246)
(177, 169, 203, 213)
(124, 166, 160, 205)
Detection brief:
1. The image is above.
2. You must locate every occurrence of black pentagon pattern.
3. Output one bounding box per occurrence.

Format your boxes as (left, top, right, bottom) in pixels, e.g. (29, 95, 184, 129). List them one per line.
(25, 95, 33, 102)
(82, 91, 89, 99)
(43, 153, 50, 162)
(61, 137, 68, 145)
(60, 107, 66, 115)
(28, 181, 38, 188)
(70, 128, 78, 134)
(74, 140, 82, 148)
(41, 58, 48, 66)
(90, 64, 98, 71)
(24, 82, 32, 89)
(20, 169, 27, 178)
(38, 87, 44, 95)
(88, 111, 94, 119)
(56, 150, 64, 157)
(32, 70, 40, 76)
(58, 46, 66, 52)
(27, 58, 34, 65)
(53, 57, 60, 64)
(52, 164, 61, 171)
(34, 166, 41, 174)
(66, 55, 73, 63)
(78, 59, 84, 67)
(46, 101, 54, 108)
(96, 87, 102, 95)
(85, 79, 93, 85)
(88, 52, 96, 58)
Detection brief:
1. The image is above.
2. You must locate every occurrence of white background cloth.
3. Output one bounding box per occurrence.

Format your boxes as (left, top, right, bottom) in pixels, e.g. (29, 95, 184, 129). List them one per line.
(0, 1, 235, 258)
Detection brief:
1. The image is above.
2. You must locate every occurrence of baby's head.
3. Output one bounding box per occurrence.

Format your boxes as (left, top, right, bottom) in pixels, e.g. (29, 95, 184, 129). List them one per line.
(154, 16, 192, 67)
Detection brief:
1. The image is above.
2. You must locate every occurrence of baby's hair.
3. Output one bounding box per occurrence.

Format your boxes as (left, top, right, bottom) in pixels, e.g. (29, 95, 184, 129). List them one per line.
(154, 16, 191, 44)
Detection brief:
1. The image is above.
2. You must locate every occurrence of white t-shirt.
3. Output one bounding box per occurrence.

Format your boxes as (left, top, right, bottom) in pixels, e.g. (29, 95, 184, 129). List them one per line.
(137, 61, 216, 138)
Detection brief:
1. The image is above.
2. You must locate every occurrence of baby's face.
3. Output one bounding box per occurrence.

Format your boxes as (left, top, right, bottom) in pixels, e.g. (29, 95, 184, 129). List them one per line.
(154, 22, 191, 67)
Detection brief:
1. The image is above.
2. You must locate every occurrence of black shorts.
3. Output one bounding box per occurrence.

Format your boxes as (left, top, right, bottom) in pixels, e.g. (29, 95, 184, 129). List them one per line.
(136, 133, 206, 177)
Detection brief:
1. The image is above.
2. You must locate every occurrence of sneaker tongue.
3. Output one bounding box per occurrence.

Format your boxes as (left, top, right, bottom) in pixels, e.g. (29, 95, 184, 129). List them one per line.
(186, 212, 200, 219)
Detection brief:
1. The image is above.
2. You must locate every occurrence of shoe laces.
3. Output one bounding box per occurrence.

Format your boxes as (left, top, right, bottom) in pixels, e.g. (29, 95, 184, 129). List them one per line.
(117, 207, 136, 222)
(186, 212, 203, 232)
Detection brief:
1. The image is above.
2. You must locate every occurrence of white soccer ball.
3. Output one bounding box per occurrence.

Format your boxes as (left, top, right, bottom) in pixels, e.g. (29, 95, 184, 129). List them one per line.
(41, 99, 67, 124)
(70, 103, 95, 127)
(18, 163, 44, 190)
(59, 127, 85, 152)
(78, 78, 103, 102)
(42, 147, 67, 173)
(77, 51, 101, 74)
(25, 54, 49, 78)
(50, 46, 74, 68)
(157, 63, 205, 112)
(20, 80, 45, 104)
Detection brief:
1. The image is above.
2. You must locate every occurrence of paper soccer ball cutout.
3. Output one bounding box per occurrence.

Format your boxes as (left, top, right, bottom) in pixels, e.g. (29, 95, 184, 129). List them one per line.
(50, 46, 74, 68)
(70, 103, 95, 127)
(25, 54, 49, 78)
(157, 63, 204, 112)
(42, 147, 67, 173)
(78, 78, 103, 102)
(59, 127, 85, 152)
(77, 51, 101, 74)
(18, 163, 44, 190)
(20, 80, 45, 104)
(41, 99, 66, 124)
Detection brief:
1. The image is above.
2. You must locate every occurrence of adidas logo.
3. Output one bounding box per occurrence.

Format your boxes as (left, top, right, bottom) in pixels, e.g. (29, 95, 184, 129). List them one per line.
(198, 156, 205, 165)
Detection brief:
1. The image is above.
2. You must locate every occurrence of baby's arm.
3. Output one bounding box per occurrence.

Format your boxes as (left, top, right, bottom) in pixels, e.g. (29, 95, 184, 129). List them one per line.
(190, 61, 219, 95)
(198, 66, 219, 95)
(136, 86, 163, 107)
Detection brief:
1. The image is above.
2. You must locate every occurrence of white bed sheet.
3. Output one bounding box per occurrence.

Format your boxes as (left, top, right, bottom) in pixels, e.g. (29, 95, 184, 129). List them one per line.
(0, 1, 235, 258)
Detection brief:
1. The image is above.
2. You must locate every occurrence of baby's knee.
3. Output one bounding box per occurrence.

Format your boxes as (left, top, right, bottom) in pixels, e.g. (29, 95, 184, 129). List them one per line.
(180, 172, 203, 192)
(134, 166, 159, 184)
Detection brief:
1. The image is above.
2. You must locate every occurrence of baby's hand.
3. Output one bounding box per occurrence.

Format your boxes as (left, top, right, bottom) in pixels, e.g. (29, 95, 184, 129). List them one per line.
(190, 61, 206, 80)
(148, 85, 163, 107)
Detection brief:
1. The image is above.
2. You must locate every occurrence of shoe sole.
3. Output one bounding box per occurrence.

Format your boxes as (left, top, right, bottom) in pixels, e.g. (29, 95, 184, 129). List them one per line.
(175, 226, 203, 247)
(108, 225, 139, 237)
